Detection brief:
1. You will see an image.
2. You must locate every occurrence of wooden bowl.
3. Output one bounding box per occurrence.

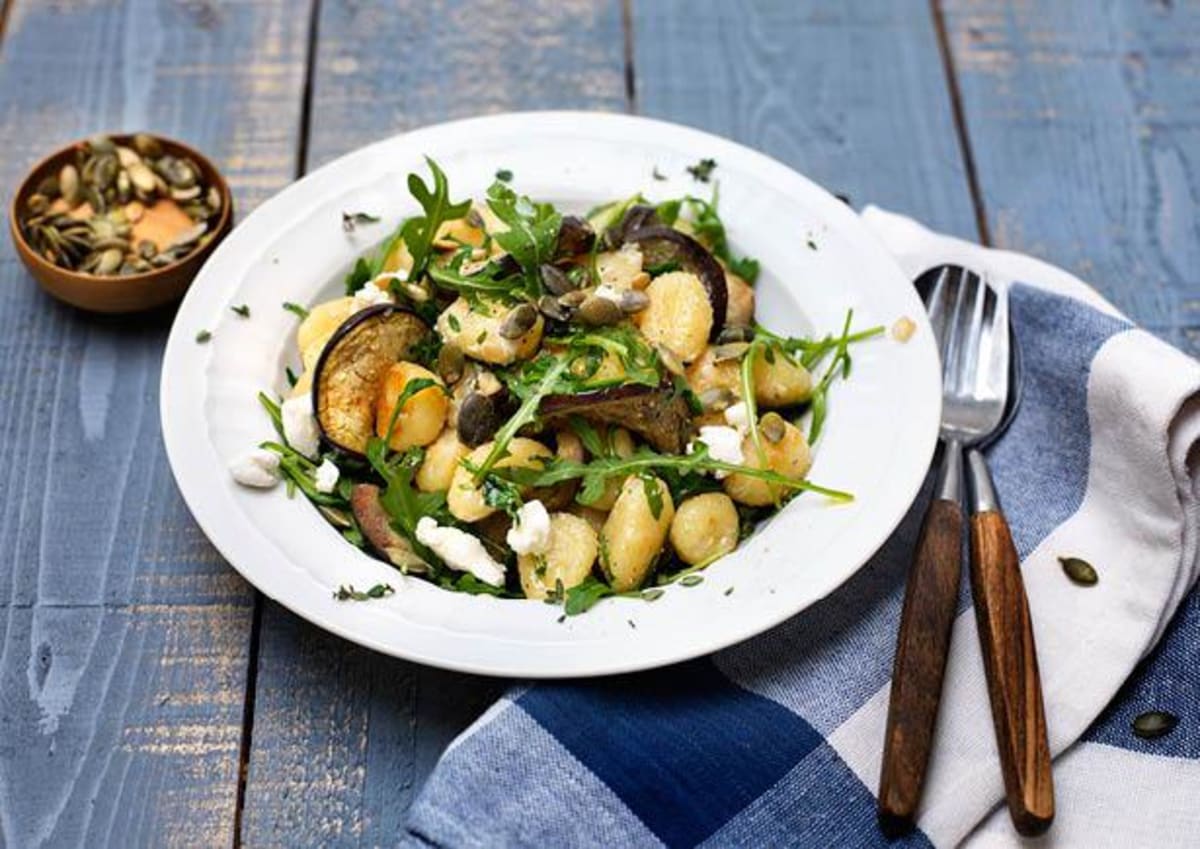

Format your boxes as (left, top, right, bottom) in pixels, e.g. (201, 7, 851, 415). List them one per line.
(9, 134, 234, 314)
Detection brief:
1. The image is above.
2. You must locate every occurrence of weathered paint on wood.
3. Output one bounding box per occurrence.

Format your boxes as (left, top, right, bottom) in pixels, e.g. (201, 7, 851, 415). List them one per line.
(631, 0, 981, 240)
(239, 1, 626, 845)
(0, 1, 313, 846)
(940, 0, 1200, 352)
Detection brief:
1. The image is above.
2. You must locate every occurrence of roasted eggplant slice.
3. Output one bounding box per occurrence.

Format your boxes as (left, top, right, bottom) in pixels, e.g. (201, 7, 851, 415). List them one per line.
(350, 484, 430, 573)
(313, 305, 431, 457)
(624, 226, 727, 338)
(540, 382, 693, 454)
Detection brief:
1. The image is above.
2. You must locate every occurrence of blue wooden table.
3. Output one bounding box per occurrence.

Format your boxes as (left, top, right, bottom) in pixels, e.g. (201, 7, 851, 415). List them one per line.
(0, 1, 1195, 845)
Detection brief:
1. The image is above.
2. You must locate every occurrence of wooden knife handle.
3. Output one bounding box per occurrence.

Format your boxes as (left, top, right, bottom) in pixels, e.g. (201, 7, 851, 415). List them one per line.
(878, 497, 963, 833)
(969, 509, 1054, 836)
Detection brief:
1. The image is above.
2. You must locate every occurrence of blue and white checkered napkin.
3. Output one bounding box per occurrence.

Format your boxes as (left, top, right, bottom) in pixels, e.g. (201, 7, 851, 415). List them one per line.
(404, 209, 1200, 849)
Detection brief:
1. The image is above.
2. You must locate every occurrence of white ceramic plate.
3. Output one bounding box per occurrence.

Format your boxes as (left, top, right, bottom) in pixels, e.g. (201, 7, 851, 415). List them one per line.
(161, 112, 940, 678)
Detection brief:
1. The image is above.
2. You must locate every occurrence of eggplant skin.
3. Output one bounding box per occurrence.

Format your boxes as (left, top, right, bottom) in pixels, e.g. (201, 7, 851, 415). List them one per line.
(350, 484, 429, 573)
(624, 226, 727, 338)
(540, 382, 693, 455)
(312, 305, 430, 457)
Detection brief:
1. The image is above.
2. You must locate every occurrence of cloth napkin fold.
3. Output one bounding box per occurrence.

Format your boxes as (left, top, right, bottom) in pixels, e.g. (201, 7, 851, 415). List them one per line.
(404, 209, 1200, 848)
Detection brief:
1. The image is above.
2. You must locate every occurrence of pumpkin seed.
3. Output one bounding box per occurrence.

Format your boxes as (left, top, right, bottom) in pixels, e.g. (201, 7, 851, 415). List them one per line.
(712, 342, 751, 362)
(26, 193, 49, 214)
(206, 185, 221, 213)
(655, 344, 686, 377)
(537, 294, 569, 321)
(539, 263, 575, 295)
(115, 146, 141, 168)
(576, 294, 623, 326)
(171, 185, 201, 202)
(133, 133, 162, 158)
(93, 154, 118, 190)
(127, 162, 157, 195)
(95, 248, 123, 274)
(87, 134, 116, 154)
(318, 505, 353, 529)
(457, 393, 500, 447)
(716, 325, 754, 344)
(36, 174, 60, 198)
(760, 412, 787, 443)
(1131, 710, 1178, 740)
(499, 303, 539, 339)
(59, 164, 80, 204)
(698, 387, 736, 412)
(1059, 556, 1098, 586)
(436, 344, 465, 384)
(557, 289, 587, 309)
(617, 290, 650, 314)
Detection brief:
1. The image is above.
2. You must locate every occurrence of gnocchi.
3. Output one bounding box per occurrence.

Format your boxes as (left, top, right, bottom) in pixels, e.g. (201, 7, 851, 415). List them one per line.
(724, 420, 813, 506)
(634, 271, 713, 363)
(518, 513, 599, 599)
(447, 437, 552, 522)
(600, 475, 675, 592)
(669, 493, 740, 565)
(374, 362, 448, 451)
(436, 296, 543, 365)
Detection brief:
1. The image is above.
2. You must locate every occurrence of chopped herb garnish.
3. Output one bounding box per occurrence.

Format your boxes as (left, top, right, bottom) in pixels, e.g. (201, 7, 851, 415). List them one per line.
(231, 304, 250, 318)
(282, 301, 310, 320)
(724, 586, 735, 596)
(342, 211, 381, 232)
(806, 237, 818, 251)
(495, 168, 513, 182)
(333, 583, 394, 601)
(447, 313, 461, 332)
(652, 166, 667, 181)
(285, 366, 299, 388)
(195, 329, 212, 343)
(686, 158, 717, 183)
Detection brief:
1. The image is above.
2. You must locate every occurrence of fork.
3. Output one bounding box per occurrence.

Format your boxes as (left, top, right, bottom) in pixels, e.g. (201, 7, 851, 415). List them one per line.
(878, 267, 1053, 836)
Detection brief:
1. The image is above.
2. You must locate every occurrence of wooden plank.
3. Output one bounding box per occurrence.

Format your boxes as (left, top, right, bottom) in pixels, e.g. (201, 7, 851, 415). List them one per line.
(939, 0, 1200, 352)
(0, 1, 313, 845)
(239, 1, 627, 844)
(631, 0, 981, 239)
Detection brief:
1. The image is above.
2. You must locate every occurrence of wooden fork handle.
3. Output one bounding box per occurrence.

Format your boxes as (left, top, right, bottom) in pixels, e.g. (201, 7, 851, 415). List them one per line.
(878, 496, 963, 833)
(969, 509, 1054, 836)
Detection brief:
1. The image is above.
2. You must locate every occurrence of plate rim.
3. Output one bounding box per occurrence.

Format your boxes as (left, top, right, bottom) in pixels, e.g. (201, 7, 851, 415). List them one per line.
(161, 110, 940, 678)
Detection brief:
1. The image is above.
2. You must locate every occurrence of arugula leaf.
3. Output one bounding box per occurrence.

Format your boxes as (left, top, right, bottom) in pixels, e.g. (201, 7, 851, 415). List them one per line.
(379, 377, 440, 446)
(485, 181, 561, 289)
(342, 211, 381, 232)
(439, 572, 511, 597)
(472, 356, 570, 482)
(492, 444, 853, 504)
(400, 157, 472, 282)
(808, 310, 856, 444)
(740, 339, 774, 505)
(365, 440, 448, 566)
(686, 158, 717, 182)
(564, 576, 618, 615)
(333, 583, 394, 601)
(343, 256, 372, 294)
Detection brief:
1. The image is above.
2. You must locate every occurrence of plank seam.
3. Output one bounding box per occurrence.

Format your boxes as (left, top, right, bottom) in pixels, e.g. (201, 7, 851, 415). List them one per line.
(233, 1, 322, 843)
(232, 594, 264, 849)
(0, 0, 13, 52)
(622, 0, 637, 113)
(930, 0, 992, 245)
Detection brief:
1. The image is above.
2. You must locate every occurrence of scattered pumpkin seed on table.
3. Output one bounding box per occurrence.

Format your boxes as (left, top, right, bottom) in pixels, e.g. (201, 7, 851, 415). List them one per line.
(1131, 710, 1178, 740)
(19, 133, 221, 277)
(1059, 556, 1098, 586)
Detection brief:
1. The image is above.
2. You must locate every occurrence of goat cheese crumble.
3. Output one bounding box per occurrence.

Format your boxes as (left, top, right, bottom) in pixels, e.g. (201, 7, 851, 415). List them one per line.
(282, 394, 321, 459)
(313, 458, 340, 494)
(690, 425, 745, 478)
(229, 448, 282, 488)
(723, 401, 750, 433)
(415, 517, 506, 587)
(351, 282, 394, 312)
(506, 499, 552, 556)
